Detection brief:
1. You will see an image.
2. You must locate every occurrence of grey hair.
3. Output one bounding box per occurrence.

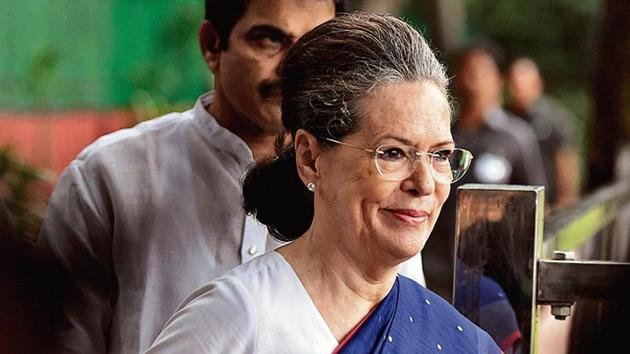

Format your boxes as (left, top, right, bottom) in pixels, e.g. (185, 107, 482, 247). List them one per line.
(281, 12, 450, 141)
(243, 12, 451, 241)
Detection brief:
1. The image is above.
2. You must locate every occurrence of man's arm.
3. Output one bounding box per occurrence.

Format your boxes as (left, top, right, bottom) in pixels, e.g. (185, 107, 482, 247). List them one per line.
(550, 104, 581, 210)
(553, 147, 580, 209)
(516, 122, 548, 187)
(37, 161, 115, 354)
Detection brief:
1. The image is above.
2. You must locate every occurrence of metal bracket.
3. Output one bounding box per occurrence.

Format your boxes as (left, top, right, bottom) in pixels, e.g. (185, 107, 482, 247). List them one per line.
(536, 258, 630, 319)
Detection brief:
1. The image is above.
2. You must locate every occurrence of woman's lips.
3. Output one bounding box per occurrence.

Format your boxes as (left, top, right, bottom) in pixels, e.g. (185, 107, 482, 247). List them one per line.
(387, 209, 429, 225)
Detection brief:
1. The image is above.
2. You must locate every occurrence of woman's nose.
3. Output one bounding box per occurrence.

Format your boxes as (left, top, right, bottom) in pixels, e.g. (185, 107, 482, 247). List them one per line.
(403, 157, 436, 195)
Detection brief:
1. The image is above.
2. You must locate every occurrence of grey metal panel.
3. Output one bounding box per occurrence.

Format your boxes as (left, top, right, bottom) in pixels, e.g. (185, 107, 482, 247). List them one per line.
(537, 260, 630, 303)
(453, 184, 545, 354)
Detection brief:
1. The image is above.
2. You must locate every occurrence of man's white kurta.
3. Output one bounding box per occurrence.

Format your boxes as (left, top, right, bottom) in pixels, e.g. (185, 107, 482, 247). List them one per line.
(38, 93, 271, 353)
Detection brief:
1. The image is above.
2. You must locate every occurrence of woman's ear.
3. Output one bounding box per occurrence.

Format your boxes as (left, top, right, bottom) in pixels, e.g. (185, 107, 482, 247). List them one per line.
(294, 129, 322, 186)
(199, 20, 222, 73)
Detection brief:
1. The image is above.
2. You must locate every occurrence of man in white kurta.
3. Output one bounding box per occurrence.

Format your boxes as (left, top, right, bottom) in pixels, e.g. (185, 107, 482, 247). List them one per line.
(36, 2, 424, 353)
(38, 93, 271, 353)
(37, 1, 343, 351)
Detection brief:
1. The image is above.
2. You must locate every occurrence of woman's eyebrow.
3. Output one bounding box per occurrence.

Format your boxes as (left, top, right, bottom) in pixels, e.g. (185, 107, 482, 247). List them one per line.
(372, 134, 414, 145)
(373, 134, 454, 148)
(432, 140, 456, 149)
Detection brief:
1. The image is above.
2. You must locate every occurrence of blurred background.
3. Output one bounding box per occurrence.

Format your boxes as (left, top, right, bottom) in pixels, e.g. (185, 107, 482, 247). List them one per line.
(0, 1, 628, 353)
(0, 0, 627, 256)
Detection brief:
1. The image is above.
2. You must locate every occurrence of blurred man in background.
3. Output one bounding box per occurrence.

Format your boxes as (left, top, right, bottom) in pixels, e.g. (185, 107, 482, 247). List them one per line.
(424, 43, 546, 300)
(37, 1, 343, 353)
(506, 57, 580, 210)
(450, 46, 546, 187)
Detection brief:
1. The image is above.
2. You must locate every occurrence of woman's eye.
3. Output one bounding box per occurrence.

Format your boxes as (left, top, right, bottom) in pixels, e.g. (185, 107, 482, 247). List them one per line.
(380, 147, 408, 161)
(433, 149, 453, 162)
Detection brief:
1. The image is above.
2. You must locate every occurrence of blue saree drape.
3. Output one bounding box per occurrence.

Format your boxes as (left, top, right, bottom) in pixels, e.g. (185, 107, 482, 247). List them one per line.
(454, 268, 523, 353)
(336, 276, 501, 353)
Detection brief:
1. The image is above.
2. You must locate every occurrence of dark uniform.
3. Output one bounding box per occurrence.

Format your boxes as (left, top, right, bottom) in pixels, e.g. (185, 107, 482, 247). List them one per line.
(507, 95, 576, 205)
(424, 106, 547, 300)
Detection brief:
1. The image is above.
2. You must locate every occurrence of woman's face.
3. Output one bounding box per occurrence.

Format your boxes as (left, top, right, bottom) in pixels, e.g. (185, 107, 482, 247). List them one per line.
(316, 81, 452, 264)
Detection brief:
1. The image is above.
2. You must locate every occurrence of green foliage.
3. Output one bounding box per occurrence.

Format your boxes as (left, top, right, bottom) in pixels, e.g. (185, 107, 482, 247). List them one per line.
(23, 46, 60, 107)
(126, 3, 210, 121)
(124, 2, 210, 115)
(1, 0, 209, 110)
(0, 0, 113, 110)
(0, 147, 48, 243)
(462, 0, 600, 172)
(130, 89, 197, 123)
(464, 0, 600, 92)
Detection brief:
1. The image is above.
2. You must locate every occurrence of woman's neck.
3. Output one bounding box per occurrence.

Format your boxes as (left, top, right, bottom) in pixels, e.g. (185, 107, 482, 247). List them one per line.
(278, 227, 398, 341)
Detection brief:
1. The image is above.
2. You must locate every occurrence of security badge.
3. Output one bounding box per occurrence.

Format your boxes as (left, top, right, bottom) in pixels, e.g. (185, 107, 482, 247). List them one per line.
(473, 153, 512, 184)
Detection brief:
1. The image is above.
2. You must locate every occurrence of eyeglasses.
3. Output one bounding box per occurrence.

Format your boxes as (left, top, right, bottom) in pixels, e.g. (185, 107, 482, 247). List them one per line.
(322, 137, 473, 184)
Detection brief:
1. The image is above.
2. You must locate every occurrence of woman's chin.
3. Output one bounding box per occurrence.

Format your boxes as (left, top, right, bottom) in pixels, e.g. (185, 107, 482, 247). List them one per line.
(367, 222, 432, 265)
(388, 237, 427, 263)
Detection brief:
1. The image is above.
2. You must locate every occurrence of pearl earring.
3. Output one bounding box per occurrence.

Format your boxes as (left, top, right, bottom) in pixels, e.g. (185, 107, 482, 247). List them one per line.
(307, 182, 316, 192)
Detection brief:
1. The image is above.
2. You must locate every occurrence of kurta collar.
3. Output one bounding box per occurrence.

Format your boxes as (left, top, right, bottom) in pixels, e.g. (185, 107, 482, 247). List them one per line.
(191, 91, 254, 165)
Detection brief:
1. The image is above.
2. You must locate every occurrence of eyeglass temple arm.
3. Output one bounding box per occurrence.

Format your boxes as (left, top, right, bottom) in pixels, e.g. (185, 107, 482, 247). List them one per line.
(322, 137, 375, 154)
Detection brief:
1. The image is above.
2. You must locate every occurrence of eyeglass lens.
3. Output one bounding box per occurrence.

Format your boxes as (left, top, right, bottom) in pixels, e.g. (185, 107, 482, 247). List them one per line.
(375, 145, 471, 184)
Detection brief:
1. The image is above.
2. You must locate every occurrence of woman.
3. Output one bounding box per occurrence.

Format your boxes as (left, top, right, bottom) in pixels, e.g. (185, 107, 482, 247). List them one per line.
(147, 13, 499, 353)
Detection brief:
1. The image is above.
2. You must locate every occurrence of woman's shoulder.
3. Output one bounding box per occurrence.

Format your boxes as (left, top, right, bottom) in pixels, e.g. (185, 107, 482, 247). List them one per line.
(213, 251, 291, 293)
(396, 275, 471, 327)
(176, 251, 289, 312)
(146, 252, 289, 353)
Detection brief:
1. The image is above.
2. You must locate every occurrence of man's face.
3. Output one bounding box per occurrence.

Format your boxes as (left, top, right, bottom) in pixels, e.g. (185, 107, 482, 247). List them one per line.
(211, 0, 335, 136)
(507, 61, 543, 110)
(455, 51, 501, 109)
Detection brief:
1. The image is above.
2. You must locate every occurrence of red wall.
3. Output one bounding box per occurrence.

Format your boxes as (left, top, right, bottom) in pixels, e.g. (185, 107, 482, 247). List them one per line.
(0, 110, 134, 188)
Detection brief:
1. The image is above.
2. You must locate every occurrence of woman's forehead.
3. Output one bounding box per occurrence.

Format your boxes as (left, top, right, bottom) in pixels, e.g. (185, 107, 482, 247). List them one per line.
(354, 81, 451, 143)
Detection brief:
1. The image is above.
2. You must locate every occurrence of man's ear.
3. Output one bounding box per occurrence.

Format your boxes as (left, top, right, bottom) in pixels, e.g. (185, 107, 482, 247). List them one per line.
(199, 20, 222, 73)
(294, 129, 322, 186)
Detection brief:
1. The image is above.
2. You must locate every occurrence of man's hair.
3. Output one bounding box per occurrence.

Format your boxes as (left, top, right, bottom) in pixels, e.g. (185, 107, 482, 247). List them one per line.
(449, 41, 505, 74)
(508, 57, 540, 75)
(205, 0, 347, 50)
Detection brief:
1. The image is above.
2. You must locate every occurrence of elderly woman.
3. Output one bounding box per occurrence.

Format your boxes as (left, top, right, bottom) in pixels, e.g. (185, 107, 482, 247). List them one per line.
(147, 13, 499, 353)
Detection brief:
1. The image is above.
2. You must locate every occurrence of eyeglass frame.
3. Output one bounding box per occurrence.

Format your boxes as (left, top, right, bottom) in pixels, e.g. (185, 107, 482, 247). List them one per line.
(321, 137, 473, 184)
